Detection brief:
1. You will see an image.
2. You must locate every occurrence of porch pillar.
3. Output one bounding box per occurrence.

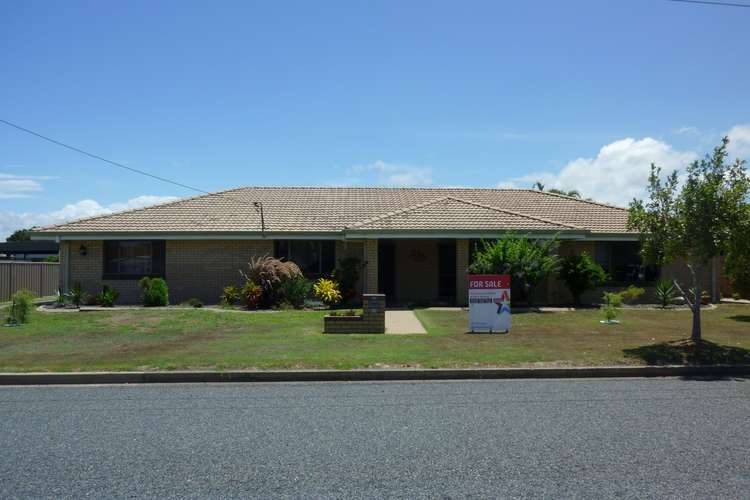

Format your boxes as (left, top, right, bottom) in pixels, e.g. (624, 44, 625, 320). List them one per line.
(364, 239, 378, 294)
(456, 239, 469, 306)
(59, 240, 70, 293)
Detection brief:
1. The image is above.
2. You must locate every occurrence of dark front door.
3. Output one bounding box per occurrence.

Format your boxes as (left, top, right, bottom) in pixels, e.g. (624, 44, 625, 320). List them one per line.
(378, 240, 396, 303)
(438, 240, 456, 303)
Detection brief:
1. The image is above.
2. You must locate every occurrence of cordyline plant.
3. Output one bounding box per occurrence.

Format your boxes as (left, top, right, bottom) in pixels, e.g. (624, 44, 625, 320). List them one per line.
(240, 255, 303, 308)
(628, 137, 749, 343)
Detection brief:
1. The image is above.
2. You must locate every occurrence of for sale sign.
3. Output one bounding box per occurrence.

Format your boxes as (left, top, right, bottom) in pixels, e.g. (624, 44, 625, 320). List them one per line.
(468, 274, 511, 333)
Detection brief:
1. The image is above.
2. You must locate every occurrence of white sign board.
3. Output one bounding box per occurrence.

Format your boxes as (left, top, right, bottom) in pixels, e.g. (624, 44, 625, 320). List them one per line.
(468, 274, 511, 333)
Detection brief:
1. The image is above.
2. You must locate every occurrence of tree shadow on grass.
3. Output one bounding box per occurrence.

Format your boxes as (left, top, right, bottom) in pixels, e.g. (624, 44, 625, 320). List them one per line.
(623, 339, 750, 366)
(729, 315, 750, 323)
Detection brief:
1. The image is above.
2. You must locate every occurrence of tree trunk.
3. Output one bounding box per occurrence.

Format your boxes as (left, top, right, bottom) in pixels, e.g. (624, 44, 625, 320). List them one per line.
(691, 265, 703, 343)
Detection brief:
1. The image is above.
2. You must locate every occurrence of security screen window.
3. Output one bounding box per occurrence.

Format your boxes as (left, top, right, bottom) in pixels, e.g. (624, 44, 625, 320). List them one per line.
(274, 240, 336, 278)
(595, 241, 658, 283)
(103, 240, 165, 279)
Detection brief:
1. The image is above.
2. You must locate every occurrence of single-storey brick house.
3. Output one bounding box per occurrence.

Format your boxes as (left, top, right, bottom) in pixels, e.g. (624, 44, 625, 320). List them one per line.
(31, 187, 720, 305)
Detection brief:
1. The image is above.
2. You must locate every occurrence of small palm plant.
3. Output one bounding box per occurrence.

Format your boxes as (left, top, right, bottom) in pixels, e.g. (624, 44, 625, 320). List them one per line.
(654, 279, 677, 309)
(69, 282, 87, 308)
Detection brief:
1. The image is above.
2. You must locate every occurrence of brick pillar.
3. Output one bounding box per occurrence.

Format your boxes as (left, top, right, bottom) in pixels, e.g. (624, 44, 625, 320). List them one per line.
(59, 241, 70, 293)
(362, 293, 386, 333)
(456, 239, 469, 306)
(364, 239, 378, 294)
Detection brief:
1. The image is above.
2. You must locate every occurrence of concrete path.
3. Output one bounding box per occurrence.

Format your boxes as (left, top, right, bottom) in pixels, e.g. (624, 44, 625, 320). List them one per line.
(385, 310, 427, 334)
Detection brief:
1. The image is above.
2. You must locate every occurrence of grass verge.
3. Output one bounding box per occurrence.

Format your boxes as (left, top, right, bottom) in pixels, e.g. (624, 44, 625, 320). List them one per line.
(0, 304, 747, 372)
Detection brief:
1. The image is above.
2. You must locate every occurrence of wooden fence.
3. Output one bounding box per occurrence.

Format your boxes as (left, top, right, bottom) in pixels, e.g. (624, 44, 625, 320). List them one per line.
(0, 261, 59, 302)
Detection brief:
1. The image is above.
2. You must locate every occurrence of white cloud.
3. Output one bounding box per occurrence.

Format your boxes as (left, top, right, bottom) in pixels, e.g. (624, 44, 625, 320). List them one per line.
(499, 137, 698, 207)
(727, 124, 750, 160)
(347, 160, 433, 187)
(1, 195, 179, 240)
(0, 173, 58, 199)
(674, 126, 699, 136)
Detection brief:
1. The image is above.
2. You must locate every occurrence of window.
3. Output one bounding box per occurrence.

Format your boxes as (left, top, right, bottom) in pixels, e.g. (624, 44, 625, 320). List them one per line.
(103, 240, 165, 279)
(274, 240, 335, 277)
(594, 242, 658, 283)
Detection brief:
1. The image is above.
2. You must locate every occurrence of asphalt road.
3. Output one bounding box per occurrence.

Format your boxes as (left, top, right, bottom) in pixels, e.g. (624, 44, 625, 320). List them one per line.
(0, 378, 748, 499)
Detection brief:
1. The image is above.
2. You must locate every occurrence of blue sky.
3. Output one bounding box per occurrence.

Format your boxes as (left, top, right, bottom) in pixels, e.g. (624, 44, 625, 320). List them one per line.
(1, 0, 749, 238)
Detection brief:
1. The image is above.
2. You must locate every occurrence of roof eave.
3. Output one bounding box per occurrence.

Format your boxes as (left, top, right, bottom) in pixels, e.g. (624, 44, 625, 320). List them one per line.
(343, 229, 589, 239)
(29, 230, 345, 241)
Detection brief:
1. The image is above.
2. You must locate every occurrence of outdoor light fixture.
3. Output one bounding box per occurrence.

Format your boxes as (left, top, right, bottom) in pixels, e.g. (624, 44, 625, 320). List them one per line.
(79, 244, 87, 257)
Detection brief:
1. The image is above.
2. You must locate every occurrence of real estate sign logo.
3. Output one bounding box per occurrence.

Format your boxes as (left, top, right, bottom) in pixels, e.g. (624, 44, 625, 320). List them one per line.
(468, 274, 511, 333)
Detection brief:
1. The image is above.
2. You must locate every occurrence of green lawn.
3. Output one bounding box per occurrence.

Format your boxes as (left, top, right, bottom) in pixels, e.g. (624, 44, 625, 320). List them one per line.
(0, 305, 748, 372)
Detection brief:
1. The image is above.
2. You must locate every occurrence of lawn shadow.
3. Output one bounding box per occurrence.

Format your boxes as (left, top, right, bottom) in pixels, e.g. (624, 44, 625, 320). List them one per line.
(729, 315, 750, 323)
(623, 339, 750, 366)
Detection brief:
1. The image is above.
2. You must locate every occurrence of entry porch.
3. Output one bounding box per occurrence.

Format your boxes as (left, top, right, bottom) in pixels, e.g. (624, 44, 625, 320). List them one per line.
(361, 239, 470, 307)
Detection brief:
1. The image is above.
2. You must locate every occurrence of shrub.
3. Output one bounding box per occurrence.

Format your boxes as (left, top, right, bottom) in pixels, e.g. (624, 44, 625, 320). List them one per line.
(468, 234, 559, 306)
(240, 281, 263, 309)
(333, 257, 361, 302)
(55, 287, 66, 307)
(558, 252, 608, 306)
(601, 291, 622, 323)
(95, 285, 119, 307)
(220, 285, 241, 307)
(313, 278, 342, 307)
(240, 255, 303, 308)
(654, 279, 677, 308)
(183, 298, 203, 308)
(6, 289, 35, 325)
(69, 281, 87, 308)
(277, 275, 312, 309)
(620, 285, 645, 304)
(139, 277, 169, 307)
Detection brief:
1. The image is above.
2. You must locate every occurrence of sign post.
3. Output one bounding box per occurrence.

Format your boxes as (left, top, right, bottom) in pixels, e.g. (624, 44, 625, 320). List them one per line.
(468, 274, 511, 333)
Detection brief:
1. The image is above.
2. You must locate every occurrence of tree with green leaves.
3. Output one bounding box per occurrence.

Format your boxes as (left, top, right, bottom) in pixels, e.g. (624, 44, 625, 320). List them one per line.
(6, 228, 32, 241)
(628, 138, 749, 342)
(558, 252, 608, 306)
(724, 204, 750, 298)
(469, 234, 559, 306)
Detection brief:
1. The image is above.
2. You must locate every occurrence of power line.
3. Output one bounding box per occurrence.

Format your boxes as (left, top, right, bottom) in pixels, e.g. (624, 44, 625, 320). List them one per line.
(0, 118, 213, 195)
(0, 118, 267, 234)
(666, 0, 750, 8)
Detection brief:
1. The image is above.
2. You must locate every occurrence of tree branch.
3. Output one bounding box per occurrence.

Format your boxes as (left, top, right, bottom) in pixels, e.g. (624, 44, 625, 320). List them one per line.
(672, 279, 693, 308)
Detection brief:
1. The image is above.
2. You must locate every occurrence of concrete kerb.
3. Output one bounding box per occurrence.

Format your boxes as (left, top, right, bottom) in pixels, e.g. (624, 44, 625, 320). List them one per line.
(0, 365, 748, 385)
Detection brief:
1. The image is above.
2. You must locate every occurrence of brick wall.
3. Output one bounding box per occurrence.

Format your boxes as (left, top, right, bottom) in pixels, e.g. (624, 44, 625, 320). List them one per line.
(166, 240, 274, 303)
(66, 239, 274, 304)
(324, 293, 385, 333)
